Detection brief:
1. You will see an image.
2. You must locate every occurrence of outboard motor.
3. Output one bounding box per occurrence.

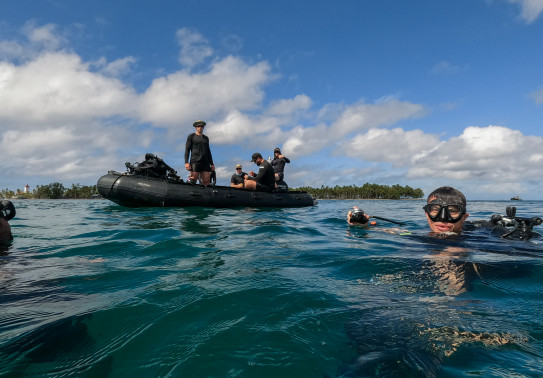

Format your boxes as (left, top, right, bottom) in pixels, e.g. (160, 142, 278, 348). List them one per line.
(490, 206, 542, 240)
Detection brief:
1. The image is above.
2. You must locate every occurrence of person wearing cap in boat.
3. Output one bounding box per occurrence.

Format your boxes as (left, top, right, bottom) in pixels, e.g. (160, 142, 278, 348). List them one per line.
(271, 147, 290, 182)
(230, 163, 247, 189)
(244, 153, 275, 193)
(184, 120, 215, 186)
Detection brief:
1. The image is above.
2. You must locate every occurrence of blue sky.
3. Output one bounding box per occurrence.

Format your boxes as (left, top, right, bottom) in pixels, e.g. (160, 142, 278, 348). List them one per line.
(1, 0, 543, 199)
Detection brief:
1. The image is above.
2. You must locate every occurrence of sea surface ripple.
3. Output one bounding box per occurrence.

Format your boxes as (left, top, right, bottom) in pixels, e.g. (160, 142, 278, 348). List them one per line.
(1, 199, 542, 377)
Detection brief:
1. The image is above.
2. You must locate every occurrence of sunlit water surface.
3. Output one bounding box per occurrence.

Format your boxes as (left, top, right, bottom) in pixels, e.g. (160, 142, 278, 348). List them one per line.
(1, 199, 542, 377)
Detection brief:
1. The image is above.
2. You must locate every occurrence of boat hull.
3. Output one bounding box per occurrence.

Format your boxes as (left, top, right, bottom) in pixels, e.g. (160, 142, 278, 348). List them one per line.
(97, 172, 317, 208)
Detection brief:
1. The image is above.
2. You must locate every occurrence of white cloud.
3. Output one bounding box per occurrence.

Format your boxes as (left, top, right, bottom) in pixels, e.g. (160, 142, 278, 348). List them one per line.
(208, 109, 254, 144)
(331, 98, 426, 137)
(266, 94, 312, 116)
(431, 61, 462, 75)
(531, 87, 543, 104)
(282, 124, 331, 157)
(0, 40, 26, 59)
(176, 28, 213, 68)
(24, 23, 66, 50)
(407, 125, 543, 182)
(0, 124, 152, 181)
(96, 56, 137, 77)
(509, 0, 543, 23)
(0, 22, 69, 60)
(138, 56, 273, 128)
(339, 128, 441, 167)
(0, 52, 137, 126)
(265, 98, 427, 158)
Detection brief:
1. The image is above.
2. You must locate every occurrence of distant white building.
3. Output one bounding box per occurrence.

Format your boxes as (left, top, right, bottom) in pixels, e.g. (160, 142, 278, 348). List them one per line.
(24, 184, 30, 193)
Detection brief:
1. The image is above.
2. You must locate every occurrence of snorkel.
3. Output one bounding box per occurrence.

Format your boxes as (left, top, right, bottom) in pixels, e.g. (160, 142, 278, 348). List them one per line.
(490, 206, 542, 240)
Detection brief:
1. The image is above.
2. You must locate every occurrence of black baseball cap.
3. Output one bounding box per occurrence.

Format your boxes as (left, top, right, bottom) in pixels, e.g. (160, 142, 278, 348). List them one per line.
(250, 153, 262, 162)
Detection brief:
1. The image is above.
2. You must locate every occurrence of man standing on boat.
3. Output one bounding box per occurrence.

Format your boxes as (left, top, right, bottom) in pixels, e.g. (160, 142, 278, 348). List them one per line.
(230, 164, 247, 189)
(184, 120, 215, 186)
(244, 153, 275, 193)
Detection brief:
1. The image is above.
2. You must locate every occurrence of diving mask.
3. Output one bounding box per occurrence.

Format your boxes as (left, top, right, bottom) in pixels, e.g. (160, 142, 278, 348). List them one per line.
(423, 201, 465, 223)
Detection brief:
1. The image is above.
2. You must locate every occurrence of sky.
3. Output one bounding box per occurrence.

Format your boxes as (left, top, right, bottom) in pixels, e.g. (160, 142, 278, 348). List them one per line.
(1, 0, 543, 200)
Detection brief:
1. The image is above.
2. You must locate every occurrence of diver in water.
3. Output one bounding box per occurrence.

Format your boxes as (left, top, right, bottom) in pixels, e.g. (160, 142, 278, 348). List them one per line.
(342, 188, 539, 375)
(348, 186, 468, 233)
(348, 186, 541, 240)
(423, 186, 469, 235)
(0, 200, 16, 242)
(346, 207, 376, 228)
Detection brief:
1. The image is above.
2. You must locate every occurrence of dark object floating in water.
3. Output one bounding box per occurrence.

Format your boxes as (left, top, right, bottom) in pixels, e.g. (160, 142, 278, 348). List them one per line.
(97, 154, 317, 208)
(0, 200, 16, 221)
(472, 206, 542, 240)
(510, 196, 521, 200)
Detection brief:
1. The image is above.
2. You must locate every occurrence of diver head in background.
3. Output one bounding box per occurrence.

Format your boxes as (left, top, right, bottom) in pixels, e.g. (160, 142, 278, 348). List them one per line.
(0, 200, 15, 242)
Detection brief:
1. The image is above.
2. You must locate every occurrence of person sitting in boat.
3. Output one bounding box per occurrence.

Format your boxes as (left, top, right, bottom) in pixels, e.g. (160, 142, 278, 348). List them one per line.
(184, 120, 215, 186)
(271, 147, 290, 182)
(244, 153, 275, 193)
(0, 200, 15, 243)
(230, 163, 247, 189)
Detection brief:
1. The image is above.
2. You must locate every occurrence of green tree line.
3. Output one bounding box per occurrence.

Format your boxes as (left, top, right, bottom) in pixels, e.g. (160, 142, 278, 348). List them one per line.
(1, 183, 99, 199)
(3, 182, 423, 200)
(293, 183, 424, 200)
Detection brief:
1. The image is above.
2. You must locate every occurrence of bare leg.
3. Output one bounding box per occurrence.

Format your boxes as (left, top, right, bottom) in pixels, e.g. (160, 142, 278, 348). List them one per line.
(199, 171, 211, 186)
(244, 180, 256, 190)
(190, 171, 201, 182)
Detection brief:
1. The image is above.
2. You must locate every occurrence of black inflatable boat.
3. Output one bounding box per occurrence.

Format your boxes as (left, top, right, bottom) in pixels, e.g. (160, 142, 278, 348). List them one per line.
(97, 154, 317, 208)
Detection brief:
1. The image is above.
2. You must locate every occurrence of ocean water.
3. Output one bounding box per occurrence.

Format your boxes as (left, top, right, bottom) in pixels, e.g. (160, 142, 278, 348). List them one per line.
(1, 199, 542, 377)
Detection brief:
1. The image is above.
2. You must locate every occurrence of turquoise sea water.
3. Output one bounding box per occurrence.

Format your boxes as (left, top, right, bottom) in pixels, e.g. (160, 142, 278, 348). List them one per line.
(1, 199, 542, 377)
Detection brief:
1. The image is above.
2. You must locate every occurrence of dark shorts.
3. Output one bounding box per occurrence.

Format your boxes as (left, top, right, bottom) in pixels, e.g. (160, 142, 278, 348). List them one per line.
(256, 183, 273, 193)
(191, 162, 212, 172)
(275, 172, 284, 181)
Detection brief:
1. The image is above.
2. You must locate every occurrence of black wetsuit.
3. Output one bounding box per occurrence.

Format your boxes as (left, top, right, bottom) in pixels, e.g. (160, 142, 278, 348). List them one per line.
(230, 172, 247, 186)
(271, 156, 290, 181)
(246, 160, 275, 192)
(184, 133, 213, 172)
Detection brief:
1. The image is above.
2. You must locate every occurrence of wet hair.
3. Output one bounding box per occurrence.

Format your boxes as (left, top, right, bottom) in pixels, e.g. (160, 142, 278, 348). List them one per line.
(427, 186, 466, 208)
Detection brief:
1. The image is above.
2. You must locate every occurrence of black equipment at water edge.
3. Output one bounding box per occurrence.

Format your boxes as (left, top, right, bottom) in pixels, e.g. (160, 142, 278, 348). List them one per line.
(0, 200, 16, 221)
(489, 206, 542, 240)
